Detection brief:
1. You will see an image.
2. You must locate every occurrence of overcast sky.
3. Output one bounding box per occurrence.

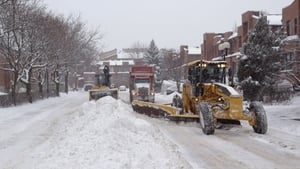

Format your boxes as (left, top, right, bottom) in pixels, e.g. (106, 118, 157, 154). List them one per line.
(42, 0, 293, 51)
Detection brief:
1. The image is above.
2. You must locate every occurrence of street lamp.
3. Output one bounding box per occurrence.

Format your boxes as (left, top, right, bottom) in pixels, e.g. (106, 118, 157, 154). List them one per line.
(218, 41, 230, 84)
(218, 41, 230, 61)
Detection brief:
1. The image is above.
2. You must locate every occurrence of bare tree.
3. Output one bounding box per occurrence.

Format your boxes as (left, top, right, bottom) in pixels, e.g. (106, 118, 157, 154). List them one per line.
(0, 0, 103, 104)
(0, 0, 9, 6)
(0, 0, 32, 104)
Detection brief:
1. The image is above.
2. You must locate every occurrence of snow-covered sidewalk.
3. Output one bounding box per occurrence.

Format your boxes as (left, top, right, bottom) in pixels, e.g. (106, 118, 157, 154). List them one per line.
(0, 92, 191, 169)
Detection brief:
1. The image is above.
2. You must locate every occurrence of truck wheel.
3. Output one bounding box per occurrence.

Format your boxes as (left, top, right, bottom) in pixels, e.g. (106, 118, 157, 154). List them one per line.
(199, 102, 215, 135)
(250, 101, 268, 134)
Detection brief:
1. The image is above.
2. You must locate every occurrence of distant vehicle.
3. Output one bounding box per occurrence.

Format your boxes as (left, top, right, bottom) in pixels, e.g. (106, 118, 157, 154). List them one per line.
(129, 66, 155, 103)
(119, 85, 126, 91)
(88, 65, 118, 100)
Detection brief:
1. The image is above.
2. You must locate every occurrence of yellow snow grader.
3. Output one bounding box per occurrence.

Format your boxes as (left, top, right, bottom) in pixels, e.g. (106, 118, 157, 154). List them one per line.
(132, 60, 268, 135)
(89, 65, 118, 100)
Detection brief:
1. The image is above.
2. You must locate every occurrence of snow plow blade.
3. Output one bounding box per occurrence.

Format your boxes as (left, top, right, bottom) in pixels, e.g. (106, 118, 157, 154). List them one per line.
(89, 88, 118, 101)
(131, 100, 243, 124)
(131, 100, 199, 121)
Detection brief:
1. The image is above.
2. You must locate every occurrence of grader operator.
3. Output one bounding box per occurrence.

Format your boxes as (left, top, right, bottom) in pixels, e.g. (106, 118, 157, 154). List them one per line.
(132, 60, 268, 135)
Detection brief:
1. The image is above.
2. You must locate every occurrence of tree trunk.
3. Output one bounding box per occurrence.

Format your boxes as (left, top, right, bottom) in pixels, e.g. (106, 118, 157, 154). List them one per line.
(26, 82, 32, 103)
(46, 69, 49, 98)
(26, 68, 33, 103)
(39, 82, 43, 99)
(64, 72, 68, 94)
(11, 72, 18, 105)
(56, 82, 59, 96)
(55, 70, 60, 96)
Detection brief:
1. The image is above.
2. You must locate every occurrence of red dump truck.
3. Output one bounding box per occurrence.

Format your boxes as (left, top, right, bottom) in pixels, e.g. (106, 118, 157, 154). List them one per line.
(129, 66, 155, 103)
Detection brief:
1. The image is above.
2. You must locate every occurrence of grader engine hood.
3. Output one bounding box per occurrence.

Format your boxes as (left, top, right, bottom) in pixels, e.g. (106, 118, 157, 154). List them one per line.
(214, 83, 241, 98)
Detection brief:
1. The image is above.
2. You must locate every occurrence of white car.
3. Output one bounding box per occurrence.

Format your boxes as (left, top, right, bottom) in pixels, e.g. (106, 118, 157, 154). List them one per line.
(119, 85, 126, 91)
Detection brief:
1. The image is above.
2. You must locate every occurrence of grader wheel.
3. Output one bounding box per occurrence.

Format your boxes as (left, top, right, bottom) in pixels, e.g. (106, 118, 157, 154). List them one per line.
(250, 101, 268, 134)
(199, 102, 215, 135)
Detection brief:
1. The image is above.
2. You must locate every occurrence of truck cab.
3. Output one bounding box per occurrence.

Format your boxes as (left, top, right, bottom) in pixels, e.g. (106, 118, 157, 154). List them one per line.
(129, 66, 155, 103)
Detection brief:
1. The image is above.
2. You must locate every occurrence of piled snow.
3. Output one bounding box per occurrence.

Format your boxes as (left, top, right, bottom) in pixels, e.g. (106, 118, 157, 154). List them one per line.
(265, 95, 300, 136)
(155, 91, 181, 104)
(18, 96, 191, 169)
(160, 80, 182, 95)
(0, 91, 7, 95)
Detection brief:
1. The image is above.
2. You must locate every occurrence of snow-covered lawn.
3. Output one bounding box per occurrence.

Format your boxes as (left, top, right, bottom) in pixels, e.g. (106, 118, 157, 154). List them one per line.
(264, 95, 300, 136)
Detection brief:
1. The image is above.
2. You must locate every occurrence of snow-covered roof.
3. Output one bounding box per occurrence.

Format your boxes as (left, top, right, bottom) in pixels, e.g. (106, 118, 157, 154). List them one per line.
(212, 52, 241, 61)
(117, 49, 145, 59)
(0, 92, 8, 96)
(252, 14, 260, 20)
(97, 60, 135, 66)
(267, 15, 282, 25)
(228, 32, 238, 40)
(251, 14, 282, 26)
(83, 72, 96, 75)
(283, 35, 300, 42)
(187, 46, 201, 55)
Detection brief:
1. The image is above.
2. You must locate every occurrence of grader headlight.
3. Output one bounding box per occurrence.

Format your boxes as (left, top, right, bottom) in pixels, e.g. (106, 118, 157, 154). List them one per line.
(217, 64, 226, 68)
(218, 97, 225, 103)
(198, 63, 207, 67)
(217, 97, 230, 109)
(193, 97, 199, 102)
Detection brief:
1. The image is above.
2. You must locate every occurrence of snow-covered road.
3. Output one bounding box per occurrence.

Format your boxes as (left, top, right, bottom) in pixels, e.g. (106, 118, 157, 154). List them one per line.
(146, 118, 300, 169)
(0, 90, 299, 169)
(125, 91, 300, 169)
(122, 90, 300, 169)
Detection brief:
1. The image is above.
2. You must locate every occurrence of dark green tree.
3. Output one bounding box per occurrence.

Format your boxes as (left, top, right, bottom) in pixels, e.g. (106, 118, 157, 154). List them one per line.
(238, 14, 282, 101)
(144, 39, 160, 65)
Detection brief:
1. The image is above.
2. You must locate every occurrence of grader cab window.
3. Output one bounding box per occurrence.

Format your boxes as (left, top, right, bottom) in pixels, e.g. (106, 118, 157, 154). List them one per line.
(194, 64, 225, 84)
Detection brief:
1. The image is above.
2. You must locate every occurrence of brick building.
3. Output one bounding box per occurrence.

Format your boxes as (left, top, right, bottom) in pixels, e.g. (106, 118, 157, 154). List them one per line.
(0, 59, 10, 93)
(282, 0, 300, 86)
(0, 46, 11, 93)
(179, 45, 201, 79)
(162, 46, 201, 80)
(201, 11, 283, 85)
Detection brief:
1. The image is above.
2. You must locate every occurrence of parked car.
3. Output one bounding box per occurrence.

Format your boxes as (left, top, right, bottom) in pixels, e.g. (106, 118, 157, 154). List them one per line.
(119, 85, 126, 91)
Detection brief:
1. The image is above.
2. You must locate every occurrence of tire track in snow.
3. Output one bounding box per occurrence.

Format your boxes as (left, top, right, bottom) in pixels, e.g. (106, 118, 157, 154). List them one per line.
(146, 117, 300, 169)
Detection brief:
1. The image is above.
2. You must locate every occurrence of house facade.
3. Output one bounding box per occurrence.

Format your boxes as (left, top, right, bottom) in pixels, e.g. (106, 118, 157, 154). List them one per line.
(282, 0, 300, 86)
(201, 11, 283, 85)
(0, 46, 11, 93)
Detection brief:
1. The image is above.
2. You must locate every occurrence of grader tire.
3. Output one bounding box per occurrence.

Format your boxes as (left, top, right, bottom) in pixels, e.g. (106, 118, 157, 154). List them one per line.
(199, 102, 215, 135)
(250, 101, 268, 134)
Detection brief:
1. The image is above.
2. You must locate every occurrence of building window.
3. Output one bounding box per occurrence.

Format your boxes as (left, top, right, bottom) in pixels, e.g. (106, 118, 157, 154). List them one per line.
(286, 20, 290, 36)
(294, 18, 297, 34)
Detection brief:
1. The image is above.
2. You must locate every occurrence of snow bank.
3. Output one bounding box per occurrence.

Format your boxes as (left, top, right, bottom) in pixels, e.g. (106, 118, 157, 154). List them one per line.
(155, 91, 181, 104)
(19, 96, 191, 169)
(160, 80, 183, 95)
(264, 95, 300, 137)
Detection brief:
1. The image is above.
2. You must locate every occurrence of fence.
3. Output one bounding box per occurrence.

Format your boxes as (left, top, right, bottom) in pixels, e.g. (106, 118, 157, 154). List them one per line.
(0, 91, 59, 107)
